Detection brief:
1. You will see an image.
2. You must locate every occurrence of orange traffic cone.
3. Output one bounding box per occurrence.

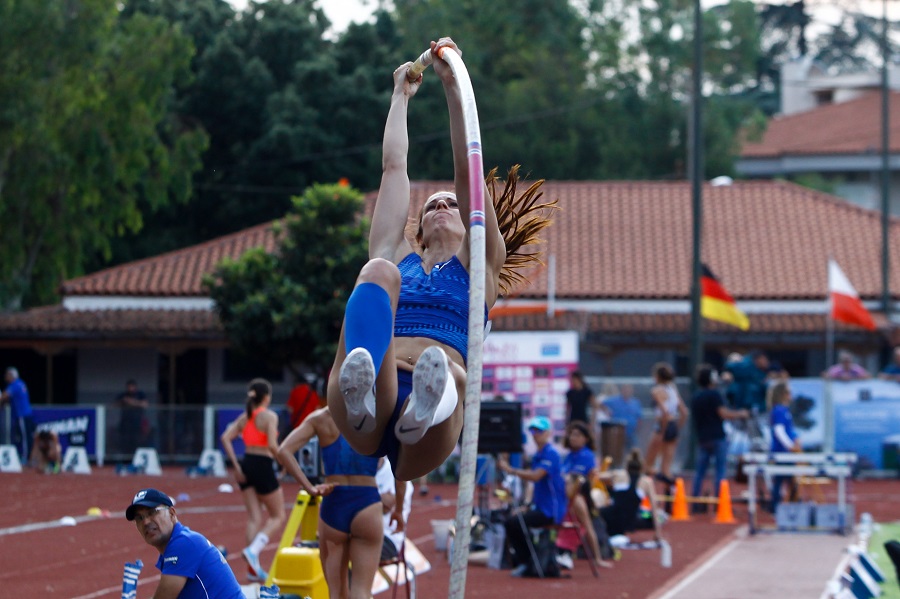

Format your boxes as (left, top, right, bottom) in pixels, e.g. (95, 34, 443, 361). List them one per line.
(671, 477, 690, 521)
(714, 479, 737, 524)
(640, 494, 652, 513)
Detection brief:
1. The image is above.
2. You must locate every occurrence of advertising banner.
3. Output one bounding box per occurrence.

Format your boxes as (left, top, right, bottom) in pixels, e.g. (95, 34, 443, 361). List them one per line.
(728, 379, 900, 468)
(216, 408, 245, 456)
(481, 331, 579, 436)
(829, 380, 900, 469)
(32, 407, 98, 455)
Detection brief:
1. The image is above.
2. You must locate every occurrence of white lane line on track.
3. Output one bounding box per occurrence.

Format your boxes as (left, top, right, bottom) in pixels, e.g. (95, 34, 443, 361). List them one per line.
(653, 537, 742, 599)
(0, 505, 247, 537)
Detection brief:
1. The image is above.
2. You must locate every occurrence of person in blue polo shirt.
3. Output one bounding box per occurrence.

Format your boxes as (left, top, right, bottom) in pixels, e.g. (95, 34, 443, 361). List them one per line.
(1, 367, 35, 462)
(498, 416, 567, 577)
(126, 488, 244, 599)
(561, 420, 596, 478)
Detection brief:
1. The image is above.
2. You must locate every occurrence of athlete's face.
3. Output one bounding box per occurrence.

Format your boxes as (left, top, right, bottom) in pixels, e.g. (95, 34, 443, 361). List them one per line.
(133, 505, 177, 551)
(418, 192, 464, 247)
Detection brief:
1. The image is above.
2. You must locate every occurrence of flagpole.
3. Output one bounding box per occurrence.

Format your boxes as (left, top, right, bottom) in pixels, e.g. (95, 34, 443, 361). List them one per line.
(825, 258, 835, 453)
(547, 254, 556, 318)
(826, 257, 835, 370)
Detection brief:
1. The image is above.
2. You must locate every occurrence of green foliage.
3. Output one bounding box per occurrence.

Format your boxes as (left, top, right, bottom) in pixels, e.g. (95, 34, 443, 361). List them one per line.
(790, 173, 838, 195)
(205, 183, 368, 376)
(870, 520, 900, 599)
(0, 0, 206, 309)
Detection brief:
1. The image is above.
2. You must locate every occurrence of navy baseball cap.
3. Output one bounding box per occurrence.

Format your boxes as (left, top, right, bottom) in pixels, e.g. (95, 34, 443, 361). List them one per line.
(527, 416, 552, 432)
(126, 488, 174, 521)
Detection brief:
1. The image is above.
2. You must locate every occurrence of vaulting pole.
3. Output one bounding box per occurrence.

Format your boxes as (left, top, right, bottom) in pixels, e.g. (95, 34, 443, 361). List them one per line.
(409, 46, 485, 599)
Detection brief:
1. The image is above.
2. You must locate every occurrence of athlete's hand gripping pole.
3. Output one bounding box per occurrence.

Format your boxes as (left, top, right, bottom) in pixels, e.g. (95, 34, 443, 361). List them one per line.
(407, 48, 437, 80)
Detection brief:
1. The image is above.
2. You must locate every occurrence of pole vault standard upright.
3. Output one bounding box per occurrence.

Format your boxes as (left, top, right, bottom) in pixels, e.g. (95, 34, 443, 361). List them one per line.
(409, 46, 485, 599)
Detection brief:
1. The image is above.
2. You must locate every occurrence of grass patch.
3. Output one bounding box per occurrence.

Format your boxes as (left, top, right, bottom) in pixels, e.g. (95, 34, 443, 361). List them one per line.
(870, 520, 900, 599)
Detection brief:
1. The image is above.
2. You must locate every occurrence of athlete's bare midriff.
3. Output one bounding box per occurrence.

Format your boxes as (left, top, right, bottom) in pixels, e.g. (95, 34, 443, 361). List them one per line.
(393, 336, 465, 372)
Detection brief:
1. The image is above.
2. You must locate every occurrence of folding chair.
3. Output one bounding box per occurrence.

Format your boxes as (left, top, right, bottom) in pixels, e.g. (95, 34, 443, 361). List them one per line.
(377, 535, 415, 599)
(558, 519, 600, 578)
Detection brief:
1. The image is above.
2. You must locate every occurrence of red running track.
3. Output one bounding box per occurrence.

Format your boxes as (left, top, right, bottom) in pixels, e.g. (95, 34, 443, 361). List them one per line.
(1, 468, 895, 599)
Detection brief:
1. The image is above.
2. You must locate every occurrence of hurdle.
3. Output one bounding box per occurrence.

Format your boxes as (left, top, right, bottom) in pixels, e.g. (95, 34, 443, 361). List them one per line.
(743, 462, 854, 535)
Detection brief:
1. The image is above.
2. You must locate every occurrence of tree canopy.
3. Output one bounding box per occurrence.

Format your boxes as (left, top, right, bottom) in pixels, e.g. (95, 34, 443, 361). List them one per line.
(0, 0, 206, 310)
(3, 0, 894, 309)
(204, 182, 368, 377)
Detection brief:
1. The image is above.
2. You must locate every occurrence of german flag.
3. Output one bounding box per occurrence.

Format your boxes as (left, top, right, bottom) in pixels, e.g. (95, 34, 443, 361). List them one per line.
(701, 264, 749, 330)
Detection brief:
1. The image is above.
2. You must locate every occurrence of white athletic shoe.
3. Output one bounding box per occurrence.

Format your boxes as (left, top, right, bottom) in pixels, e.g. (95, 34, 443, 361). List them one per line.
(395, 346, 449, 445)
(247, 568, 268, 583)
(242, 547, 263, 578)
(340, 348, 377, 434)
(556, 551, 574, 570)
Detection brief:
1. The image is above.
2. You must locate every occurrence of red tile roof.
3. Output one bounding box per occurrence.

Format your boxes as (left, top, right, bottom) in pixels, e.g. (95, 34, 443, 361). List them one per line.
(741, 90, 900, 158)
(0, 306, 222, 340)
(3, 179, 896, 341)
(61, 221, 278, 297)
(60, 179, 900, 302)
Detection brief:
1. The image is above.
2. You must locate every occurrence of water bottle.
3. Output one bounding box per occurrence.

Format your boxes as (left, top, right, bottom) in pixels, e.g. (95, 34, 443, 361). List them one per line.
(660, 539, 672, 568)
(859, 512, 873, 536)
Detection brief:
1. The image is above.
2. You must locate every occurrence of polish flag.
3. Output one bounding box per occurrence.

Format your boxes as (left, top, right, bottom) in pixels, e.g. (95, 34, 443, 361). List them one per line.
(828, 259, 876, 331)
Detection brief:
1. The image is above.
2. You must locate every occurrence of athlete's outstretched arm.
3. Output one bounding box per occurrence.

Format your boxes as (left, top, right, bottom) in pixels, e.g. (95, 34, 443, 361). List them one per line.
(369, 64, 422, 263)
(432, 38, 505, 303)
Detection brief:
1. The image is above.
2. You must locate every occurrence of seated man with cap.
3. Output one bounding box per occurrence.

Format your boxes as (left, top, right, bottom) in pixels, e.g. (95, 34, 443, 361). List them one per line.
(126, 488, 244, 599)
(497, 416, 568, 577)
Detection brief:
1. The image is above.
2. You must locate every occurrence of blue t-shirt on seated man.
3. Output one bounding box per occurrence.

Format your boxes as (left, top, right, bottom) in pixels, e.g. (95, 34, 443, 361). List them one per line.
(126, 488, 244, 599)
(498, 416, 568, 576)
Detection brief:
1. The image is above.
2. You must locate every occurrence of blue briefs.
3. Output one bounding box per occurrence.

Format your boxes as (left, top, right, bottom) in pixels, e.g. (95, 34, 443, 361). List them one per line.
(320, 485, 381, 534)
(367, 369, 413, 471)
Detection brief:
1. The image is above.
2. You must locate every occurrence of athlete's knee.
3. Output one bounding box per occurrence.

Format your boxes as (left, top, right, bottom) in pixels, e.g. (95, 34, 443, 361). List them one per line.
(357, 259, 400, 291)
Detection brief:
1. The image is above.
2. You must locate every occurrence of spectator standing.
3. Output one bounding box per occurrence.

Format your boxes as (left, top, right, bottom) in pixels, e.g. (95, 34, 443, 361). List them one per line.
(1, 367, 35, 462)
(725, 350, 770, 411)
(565, 371, 594, 425)
(768, 381, 802, 514)
(691, 365, 748, 502)
(602, 383, 643, 450)
(497, 416, 568, 577)
(220, 378, 286, 581)
(125, 488, 244, 599)
(643, 362, 689, 485)
(116, 379, 149, 456)
(375, 457, 413, 562)
(286, 377, 321, 432)
(879, 346, 900, 383)
(823, 350, 870, 381)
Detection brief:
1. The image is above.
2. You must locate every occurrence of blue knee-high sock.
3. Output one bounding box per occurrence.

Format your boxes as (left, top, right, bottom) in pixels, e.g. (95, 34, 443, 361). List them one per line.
(344, 282, 392, 376)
